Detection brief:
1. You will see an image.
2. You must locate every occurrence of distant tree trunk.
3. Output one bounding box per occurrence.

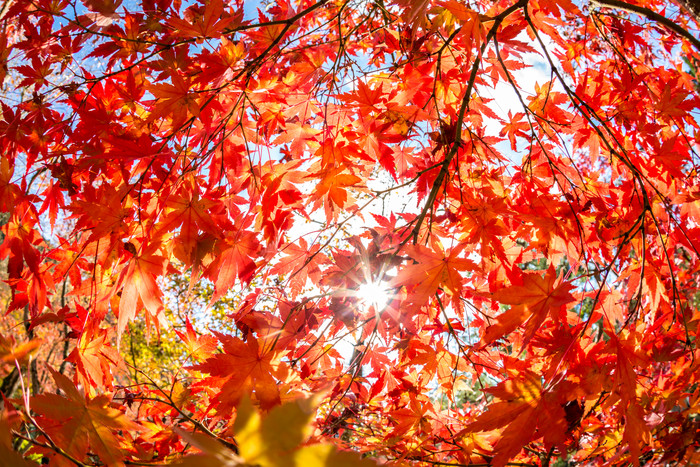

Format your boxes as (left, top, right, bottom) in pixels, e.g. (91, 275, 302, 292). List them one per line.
(0, 368, 18, 396)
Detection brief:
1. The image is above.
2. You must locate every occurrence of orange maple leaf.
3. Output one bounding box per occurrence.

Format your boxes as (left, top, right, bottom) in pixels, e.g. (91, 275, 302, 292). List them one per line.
(483, 266, 574, 345)
(66, 325, 119, 390)
(156, 178, 220, 265)
(465, 367, 571, 467)
(437, 0, 484, 50)
(270, 238, 326, 297)
(147, 73, 200, 128)
(191, 334, 281, 411)
(205, 228, 260, 303)
(174, 316, 218, 361)
(392, 243, 475, 307)
(0, 334, 42, 366)
(465, 370, 541, 466)
(500, 111, 531, 151)
(31, 369, 139, 466)
(310, 167, 362, 208)
(166, 0, 236, 39)
(0, 156, 18, 212)
(117, 244, 166, 336)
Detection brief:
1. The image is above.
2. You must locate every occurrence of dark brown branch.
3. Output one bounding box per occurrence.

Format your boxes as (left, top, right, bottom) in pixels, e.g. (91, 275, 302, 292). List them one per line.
(408, 0, 529, 243)
(591, 0, 700, 51)
(0, 367, 19, 401)
(676, 0, 700, 23)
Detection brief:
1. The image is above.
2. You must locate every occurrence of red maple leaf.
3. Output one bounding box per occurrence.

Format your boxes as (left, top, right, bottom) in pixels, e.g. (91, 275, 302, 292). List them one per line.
(484, 266, 575, 345)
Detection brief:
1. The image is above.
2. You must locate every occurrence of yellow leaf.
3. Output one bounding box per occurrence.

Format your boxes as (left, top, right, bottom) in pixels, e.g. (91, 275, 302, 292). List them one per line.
(233, 395, 378, 467)
(174, 428, 241, 466)
(234, 395, 316, 466)
(294, 444, 378, 466)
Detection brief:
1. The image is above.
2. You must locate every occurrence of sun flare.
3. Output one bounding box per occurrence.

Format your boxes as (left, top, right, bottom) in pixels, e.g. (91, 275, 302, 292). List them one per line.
(356, 280, 392, 311)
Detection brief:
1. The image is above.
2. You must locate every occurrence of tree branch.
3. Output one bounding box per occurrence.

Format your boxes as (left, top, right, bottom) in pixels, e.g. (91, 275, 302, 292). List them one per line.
(591, 0, 700, 51)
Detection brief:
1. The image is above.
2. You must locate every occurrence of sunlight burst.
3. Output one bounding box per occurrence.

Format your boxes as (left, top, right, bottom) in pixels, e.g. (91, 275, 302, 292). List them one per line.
(356, 280, 392, 311)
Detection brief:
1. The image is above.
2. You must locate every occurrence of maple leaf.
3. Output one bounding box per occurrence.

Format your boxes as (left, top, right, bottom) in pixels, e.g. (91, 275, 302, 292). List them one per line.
(235, 395, 378, 467)
(174, 429, 242, 466)
(31, 369, 139, 466)
(70, 184, 132, 245)
(343, 79, 384, 114)
(527, 80, 570, 123)
(174, 316, 218, 361)
(654, 83, 691, 118)
(190, 334, 281, 411)
(500, 111, 531, 150)
(273, 121, 321, 155)
(392, 243, 476, 307)
(465, 370, 541, 467)
(156, 177, 220, 265)
(270, 238, 326, 296)
(393, 0, 431, 33)
(0, 33, 10, 89)
(0, 334, 42, 367)
(176, 396, 378, 466)
(311, 167, 362, 209)
(624, 402, 652, 467)
(84, 0, 121, 17)
(483, 266, 574, 345)
(5, 0, 700, 463)
(166, 0, 237, 39)
(437, 0, 484, 51)
(0, 156, 18, 212)
(147, 73, 201, 128)
(387, 396, 436, 437)
(117, 244, 167, 335)
(465, 366, 572, 467)
(66, 324, 120, 390)
(0, 407, 34, 466)
(15, 57, 52, 89)
(205, 228, 261, 304)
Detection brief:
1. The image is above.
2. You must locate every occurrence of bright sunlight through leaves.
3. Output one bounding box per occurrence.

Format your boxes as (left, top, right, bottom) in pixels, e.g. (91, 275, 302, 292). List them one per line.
(356, 281, 392, 312)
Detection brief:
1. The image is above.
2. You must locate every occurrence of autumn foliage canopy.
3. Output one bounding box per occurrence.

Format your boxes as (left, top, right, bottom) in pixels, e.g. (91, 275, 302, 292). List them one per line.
(1, 0, 700, 464)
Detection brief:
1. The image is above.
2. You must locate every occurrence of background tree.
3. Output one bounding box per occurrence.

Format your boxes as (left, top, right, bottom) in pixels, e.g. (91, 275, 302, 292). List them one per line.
(1, 0, 700, 465)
